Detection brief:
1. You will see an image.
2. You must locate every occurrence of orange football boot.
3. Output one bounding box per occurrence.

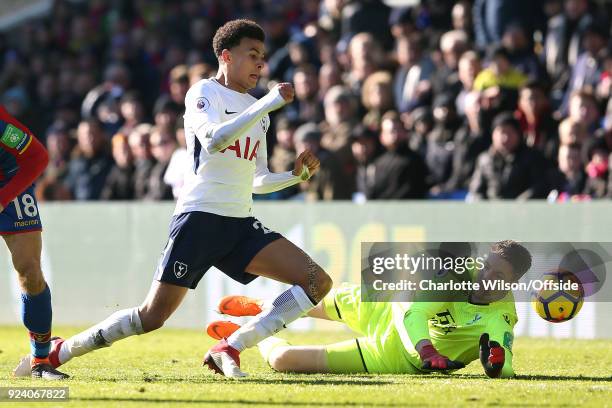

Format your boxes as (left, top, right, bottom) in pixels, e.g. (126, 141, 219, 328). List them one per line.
(206, 320, 241, 340)
(217, 295, 263, 317)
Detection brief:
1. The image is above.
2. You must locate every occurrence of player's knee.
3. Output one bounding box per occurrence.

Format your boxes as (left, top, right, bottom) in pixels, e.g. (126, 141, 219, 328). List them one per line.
(13, 260, 45, 294)
(268, 347, 296, 373)
(13, 258, 42, 278)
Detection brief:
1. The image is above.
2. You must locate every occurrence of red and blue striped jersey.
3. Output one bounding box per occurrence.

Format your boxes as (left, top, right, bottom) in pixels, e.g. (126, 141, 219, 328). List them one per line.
(0, 105, 48, 208)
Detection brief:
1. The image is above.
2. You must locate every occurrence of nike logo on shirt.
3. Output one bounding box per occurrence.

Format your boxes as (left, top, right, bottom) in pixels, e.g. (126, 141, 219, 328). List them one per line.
(225, 109, 237, 114)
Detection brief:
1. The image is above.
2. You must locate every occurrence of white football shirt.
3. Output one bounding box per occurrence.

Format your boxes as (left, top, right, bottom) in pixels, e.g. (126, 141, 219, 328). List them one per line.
(176, 78, 299, 218)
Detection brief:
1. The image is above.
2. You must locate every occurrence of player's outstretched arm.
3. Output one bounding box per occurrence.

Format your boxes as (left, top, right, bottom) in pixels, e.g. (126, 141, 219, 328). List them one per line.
(199, 83, 293, 154)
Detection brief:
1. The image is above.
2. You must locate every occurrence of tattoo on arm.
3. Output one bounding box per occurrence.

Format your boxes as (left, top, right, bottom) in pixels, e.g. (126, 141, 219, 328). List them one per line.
(306, 257, 320, 303)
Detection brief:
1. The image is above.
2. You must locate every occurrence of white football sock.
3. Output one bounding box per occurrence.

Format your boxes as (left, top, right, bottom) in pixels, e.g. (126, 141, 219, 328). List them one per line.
(227, 286, 315, 352)
(59, 307, 143, 364)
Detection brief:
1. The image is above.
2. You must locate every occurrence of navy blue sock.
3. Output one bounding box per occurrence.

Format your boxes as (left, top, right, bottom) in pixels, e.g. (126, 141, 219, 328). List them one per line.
(21, 285, 52, 358)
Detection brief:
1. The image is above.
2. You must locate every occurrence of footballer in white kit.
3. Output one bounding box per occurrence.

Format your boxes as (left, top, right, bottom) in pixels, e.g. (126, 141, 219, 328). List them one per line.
(13, 19, 332, 379)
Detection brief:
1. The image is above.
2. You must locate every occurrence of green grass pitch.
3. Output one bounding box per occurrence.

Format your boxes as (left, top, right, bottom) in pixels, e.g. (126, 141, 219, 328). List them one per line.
(1, 325, 611, 407)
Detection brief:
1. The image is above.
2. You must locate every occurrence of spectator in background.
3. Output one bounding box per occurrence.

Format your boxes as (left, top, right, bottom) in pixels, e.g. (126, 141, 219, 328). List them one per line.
(340, 0, 392, 49)
(29, 72, 58, 138)
(44, 125, 73, 182)
(456, 50, 482, 116)
(502, 23, 547, 81)
(558, 117, 589, 147)
(544, 0, 593, 105)
(64, 118, 113, 200)
(444, 91, 491, 196)
(389, 7, 416, 40)
(473, 46, 528, 92)
(101, 133, 134, 200)
(583, 137, 609, 198)
(452, 1, 473, 35)
(318, 63, 343, 101)
(426, 92, 461, 195)
(282, 37, 318, 83)
(2, 86, 33, 130)
(469, 113, 548, 200)
(429, 29, 469, 98)
(2, 0, 611, 203)
(294, 122, 349, 200)
(188, 18, 216, 65)
(81, 63, 130, 121)
(320, 85, 358, 182)
(345, 33, 385, 95)
(515, 81, 559, 162)
(362, 71, 395, 133)
(560, 22, 609, 115)
(473, 0, 540, 50)
(36, 124, 74, 201)
(285, 64, 324, 123)
(163, 127, 188, 200)
(567, 89, 601, 135)
(393, 33, 435, 113)
(261, 9, 293, 81)
(270, 117, 298, 175)
(596, 50, 612, 102)
(168, 64, 191, 109)
(351, 125, 379, 201)
(129, 123, 155, 199)
(367, 111, 427, 199)
(547, 143, 588, 201)
(318, 0, 345, 39)
(118, 91, 147, 136)
(153, 96, 182, 134)
(407, 106, 434, 157)
(145, 127, 176, 201)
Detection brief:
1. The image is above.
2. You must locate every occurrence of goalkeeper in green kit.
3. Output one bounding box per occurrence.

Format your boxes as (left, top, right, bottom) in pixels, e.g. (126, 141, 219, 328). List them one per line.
(207, 240, 532, 378)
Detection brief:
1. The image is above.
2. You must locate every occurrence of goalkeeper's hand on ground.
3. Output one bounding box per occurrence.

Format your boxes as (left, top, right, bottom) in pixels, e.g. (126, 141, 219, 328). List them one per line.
(418, 344, 465, 371)
(479, 333, 505, 378)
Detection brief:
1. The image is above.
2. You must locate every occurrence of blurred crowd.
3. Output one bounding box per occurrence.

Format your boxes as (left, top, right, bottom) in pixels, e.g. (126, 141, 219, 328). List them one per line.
(2, 0, 612, 202)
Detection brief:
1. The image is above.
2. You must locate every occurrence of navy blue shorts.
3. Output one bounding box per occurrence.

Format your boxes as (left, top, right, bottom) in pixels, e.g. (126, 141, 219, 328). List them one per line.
(0, 185, 42, 235)
(154, 211, 283, 289)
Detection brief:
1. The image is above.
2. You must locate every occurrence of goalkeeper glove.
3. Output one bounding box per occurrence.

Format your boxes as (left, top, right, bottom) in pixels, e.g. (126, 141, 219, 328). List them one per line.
(418, 344, 465, 371)
(479, 333, 505, 378)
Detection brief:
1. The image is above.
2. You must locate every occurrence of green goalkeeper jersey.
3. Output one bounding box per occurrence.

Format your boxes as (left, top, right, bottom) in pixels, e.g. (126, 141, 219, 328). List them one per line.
(391, 295, 517, 377)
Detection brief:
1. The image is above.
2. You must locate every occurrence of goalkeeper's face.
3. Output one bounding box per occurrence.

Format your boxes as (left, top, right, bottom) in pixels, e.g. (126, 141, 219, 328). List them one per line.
(473, 253, 516, 302)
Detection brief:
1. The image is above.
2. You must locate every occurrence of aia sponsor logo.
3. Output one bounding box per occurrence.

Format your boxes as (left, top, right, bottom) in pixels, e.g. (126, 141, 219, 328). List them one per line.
(220, 136, 260, 161)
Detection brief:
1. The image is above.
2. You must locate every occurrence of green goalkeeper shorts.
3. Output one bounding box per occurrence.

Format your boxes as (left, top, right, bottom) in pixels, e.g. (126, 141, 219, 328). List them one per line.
(323, 283, 420, 374)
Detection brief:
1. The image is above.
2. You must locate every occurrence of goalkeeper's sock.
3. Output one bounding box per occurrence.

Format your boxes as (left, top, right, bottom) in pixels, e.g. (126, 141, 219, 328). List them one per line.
(227, 285, 315, 352)
(58, 307, 144, 364)
(258, 336, 290, 366)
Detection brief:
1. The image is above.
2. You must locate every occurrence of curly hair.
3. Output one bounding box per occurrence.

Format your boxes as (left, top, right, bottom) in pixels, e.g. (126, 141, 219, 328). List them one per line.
(212, 19, 265, 57)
